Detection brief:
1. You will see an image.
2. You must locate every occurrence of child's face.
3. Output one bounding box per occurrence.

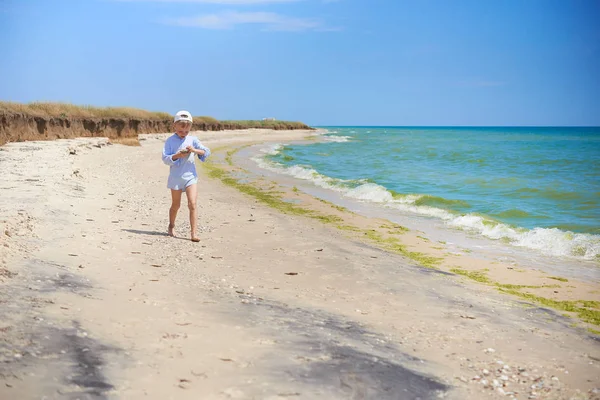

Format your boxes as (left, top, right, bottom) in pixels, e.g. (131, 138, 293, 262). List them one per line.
(174, 122, 192, 138)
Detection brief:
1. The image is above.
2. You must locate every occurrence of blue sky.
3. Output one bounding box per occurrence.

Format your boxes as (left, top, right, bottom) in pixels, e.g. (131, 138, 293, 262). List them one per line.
(1, 0, 599, 126)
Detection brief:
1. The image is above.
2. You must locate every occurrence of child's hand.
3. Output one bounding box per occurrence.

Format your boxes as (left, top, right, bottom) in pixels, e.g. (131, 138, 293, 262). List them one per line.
(186, 145, 194, 153)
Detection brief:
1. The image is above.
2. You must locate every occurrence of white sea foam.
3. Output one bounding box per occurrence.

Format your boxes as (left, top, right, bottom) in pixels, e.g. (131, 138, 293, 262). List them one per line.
(323, 135, 352, 143)
(391, 194, 423, 204)
(386, 201, 456, 220)
(444, 213, 599, 260)
(259, 143, 284, 156)
(252, 148, 600, 261)
(513, 228, 599, 259)
(346, 183, 394, 202)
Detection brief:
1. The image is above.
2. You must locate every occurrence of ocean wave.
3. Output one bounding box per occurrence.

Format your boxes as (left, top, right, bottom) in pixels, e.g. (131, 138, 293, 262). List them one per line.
(512, 187, 584, 201)
(323, 135, 352, 143)
(446, 215, 599, 259)
(252, 151, 600, 261)
(492, 209, 549, 220)
(346, 183, 394, 202)
(260, 143, 285, 156)
(414, 194, 471, 208)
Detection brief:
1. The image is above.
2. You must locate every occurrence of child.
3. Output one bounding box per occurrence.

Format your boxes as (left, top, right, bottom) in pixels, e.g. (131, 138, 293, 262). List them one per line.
(161, 110, 211, 242)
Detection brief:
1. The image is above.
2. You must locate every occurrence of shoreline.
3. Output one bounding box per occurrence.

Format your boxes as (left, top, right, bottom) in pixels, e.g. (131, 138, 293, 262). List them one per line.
(215, 135, 600, 331)
(1, 131, 599, 399)
(238, 139, 600, 278)
(271, 127, 600, 266)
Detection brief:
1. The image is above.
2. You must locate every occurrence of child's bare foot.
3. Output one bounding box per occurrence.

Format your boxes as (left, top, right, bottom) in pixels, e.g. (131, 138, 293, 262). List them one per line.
(191, 232, 200, 242)
(168, 224, 175, 237)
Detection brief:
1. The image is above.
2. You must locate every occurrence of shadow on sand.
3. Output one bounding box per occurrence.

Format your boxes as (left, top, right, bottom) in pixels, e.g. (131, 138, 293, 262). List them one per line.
(122, 229, 169, 236)
(121, 229, 189, 241)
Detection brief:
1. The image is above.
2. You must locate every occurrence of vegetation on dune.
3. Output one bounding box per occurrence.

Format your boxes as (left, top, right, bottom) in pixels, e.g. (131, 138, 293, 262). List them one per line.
(0, 101, 170, 120)
(218, 119, 311, 130)
(194, 116, 219, 124)
(0, 101, 313, 145)
(0, 101, 312, 130)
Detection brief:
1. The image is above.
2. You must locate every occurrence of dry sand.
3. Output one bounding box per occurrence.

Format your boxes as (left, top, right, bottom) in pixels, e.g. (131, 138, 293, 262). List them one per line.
(0, 129, 599, 400)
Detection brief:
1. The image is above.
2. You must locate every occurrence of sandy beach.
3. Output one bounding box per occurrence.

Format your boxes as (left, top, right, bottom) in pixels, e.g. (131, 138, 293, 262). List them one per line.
(1, 130, 599, 400)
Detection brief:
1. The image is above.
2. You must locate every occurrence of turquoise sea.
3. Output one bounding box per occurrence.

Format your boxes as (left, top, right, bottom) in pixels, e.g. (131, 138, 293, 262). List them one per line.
(255, 127, 600, 262)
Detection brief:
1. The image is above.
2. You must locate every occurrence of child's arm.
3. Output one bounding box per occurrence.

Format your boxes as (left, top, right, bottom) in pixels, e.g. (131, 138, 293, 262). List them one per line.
(191, 138, 211, 162)
(162, 141, 185, 165)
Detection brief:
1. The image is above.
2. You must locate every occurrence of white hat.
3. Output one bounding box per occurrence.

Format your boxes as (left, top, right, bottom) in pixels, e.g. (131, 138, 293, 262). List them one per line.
(174, 110, 193, 123)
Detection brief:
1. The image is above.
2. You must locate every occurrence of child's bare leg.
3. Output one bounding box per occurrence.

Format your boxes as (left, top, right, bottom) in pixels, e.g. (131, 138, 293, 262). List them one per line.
(185, 184, 199, 242)
(169, 189, 183, 236)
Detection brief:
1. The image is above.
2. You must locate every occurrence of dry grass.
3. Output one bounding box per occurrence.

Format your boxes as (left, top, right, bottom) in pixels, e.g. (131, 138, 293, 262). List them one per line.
(109, 137, 141, 146)
(0, 101, 170, 120)
(0, 101, 313, 130)
(219, 119, 310, 130)
(194, 116, 219, 124)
